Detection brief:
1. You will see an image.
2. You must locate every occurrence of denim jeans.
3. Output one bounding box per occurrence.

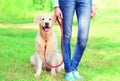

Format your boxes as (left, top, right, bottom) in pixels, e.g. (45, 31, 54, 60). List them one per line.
(59, 0, 92, 72)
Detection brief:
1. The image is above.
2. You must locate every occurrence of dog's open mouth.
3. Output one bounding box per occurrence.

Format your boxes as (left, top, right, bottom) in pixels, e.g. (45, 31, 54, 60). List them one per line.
(43, 27, 50, 32)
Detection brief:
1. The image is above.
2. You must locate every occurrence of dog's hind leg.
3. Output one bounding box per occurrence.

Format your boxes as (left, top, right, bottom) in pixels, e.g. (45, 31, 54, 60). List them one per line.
(30, 55, 36, 66)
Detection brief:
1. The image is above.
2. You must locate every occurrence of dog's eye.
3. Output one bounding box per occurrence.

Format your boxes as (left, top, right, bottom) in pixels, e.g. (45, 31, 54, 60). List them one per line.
(49, 18, 51, 20)
(42, 18, 45, 20)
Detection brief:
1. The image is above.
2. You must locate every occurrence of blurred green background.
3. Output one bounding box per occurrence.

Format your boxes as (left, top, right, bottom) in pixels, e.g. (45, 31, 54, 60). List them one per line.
(0, 0, 119, 24)
(0, 0, 53, 23)
(0, 0, 120, 81)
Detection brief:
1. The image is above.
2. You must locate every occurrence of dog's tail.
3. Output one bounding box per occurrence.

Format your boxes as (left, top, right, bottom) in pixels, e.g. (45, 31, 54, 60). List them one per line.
(30, 55, 36, 66)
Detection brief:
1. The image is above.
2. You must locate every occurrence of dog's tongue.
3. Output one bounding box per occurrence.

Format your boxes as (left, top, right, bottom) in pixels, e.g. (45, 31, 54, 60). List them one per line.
(44, 28, 50, 32)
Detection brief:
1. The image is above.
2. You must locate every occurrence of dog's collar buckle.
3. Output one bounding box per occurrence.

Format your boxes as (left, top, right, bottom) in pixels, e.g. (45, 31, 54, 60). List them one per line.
(45, 40, 47, 47)
(45, 40, 47, 42)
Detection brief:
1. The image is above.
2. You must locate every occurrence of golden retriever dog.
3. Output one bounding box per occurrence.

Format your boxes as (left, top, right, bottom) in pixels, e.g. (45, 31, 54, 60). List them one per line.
(30, 14, 64, 77)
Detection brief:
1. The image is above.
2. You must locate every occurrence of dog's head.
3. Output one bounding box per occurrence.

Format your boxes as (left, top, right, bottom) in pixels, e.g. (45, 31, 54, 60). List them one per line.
(34, 14, 56, 32)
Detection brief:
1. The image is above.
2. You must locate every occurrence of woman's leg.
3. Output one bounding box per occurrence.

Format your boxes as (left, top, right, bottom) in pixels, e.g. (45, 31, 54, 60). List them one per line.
(59, 0, 76, 73)
(71, 0, 92, 71)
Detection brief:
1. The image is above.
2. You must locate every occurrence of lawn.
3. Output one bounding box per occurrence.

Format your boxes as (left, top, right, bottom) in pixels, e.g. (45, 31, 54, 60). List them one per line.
(0, 23, 120, 81)
(0, 0, 120, 81)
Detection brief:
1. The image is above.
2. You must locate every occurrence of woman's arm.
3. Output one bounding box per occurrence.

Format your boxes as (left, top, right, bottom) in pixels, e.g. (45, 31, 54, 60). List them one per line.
(53, 0, 96, 19)
(54, 0, 63, 18)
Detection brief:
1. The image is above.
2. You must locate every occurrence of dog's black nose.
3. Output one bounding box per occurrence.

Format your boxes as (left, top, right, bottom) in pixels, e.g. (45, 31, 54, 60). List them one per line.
(45, 22, 49, 27)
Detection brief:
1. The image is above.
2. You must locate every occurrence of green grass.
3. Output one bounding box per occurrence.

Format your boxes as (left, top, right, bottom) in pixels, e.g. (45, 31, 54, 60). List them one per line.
(0, 23, 120, 81)
(0, 0, 120, 81)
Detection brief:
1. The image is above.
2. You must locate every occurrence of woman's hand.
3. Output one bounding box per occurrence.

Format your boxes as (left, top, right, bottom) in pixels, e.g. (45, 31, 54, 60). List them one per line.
(91, 5, 96, 19)
(54, 7, 63, 19)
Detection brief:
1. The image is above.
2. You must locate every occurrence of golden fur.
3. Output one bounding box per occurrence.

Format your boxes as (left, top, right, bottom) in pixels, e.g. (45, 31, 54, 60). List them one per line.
(30, 14, 64, 77)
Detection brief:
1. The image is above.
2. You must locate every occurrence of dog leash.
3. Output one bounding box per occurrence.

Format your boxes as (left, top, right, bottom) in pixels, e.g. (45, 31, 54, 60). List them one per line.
(44, 18, 64, 68)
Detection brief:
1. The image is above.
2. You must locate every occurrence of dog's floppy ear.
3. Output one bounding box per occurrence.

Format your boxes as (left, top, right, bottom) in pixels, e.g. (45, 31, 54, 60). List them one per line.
(34, 15, 41, 25)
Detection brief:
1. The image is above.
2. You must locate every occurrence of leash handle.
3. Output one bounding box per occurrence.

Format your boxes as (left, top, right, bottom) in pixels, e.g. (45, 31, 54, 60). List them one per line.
(44, 18, 64, 68)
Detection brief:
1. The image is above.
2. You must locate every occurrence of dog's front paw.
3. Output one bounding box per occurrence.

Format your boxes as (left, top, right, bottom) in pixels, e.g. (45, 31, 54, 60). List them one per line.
(34, 73, 40, 77)
(34, 72, 41, 77)
(51, 72, 56, 76)
(51, 69, 56, 76)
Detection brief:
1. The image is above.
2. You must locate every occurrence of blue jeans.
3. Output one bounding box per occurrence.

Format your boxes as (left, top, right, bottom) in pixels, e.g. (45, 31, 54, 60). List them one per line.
(59, 0, 92, 72)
